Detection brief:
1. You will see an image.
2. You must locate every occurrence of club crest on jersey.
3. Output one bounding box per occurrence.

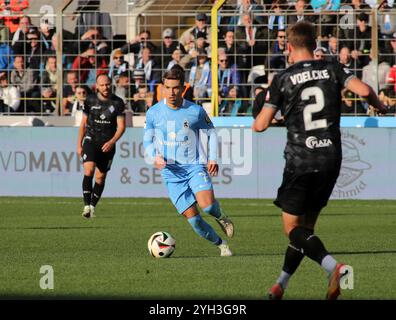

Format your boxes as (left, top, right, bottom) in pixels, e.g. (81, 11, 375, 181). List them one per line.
(305, 136, 333, 149)
(183, 120, 189, 128)
(109, 105, 115, 113)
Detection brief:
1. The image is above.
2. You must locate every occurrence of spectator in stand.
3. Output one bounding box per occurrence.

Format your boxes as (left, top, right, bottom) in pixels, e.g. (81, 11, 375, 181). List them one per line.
(189, 49, 211, 103)
(219, 85, 244, 116)
(179, 13, 211, 49)
(219, 30, 247, 71)
(0, 28, 13, 71)
(26, 27, 41, 80)
(0, 0, 29, 34)
(114, 72, 132, 109)
(351, 12, 371, 67)
(287, 0, 317, 26)
(11, 15, 32, 56)
(121, 30, 157, 64)
(362, 51, 390, 94)
(268, 0, 287, 39)
(79, 27, 109, 64)
(324, 36, 338, 62)
(166, 49, 183, 70)
(381, 32, 396, 67)
(338, 46, 353, 68)
(40, 56, 57, 114)
(11, 55, 39, 112)
(231, 0, 266, 27)
(235, 12, 268, 68)
(314, 46, 326, 60)
(0, 70, 20, 113)
(212, 52, 241, 99)
(131, 84, 150, 114)
(71, 85, 88, 124)
(130, 69, 145, 95)
(159, 28, 185, 70)
(134, 46, 161, 92)
(267, 29, 287, 71)
(39, 19, 55, 53)
(108, 49, 129, 82)
(72, 46, 108, 89)
(62, 71, 79, 115)
(339, 0, 371, 46)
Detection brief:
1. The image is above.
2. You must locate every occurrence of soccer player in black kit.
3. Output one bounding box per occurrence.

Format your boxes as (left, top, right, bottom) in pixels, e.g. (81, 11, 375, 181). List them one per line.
(253, 22, 386, 300)
(77, 74, 126, 218)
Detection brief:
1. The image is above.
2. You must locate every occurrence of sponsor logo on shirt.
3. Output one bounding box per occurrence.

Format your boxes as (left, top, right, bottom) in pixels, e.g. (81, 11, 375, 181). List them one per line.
(305, 136, 333, 149)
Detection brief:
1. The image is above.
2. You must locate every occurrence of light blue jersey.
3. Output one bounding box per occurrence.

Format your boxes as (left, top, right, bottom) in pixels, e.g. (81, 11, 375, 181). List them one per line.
(144, 99, 218, 213)
(144, 99, 217, 166)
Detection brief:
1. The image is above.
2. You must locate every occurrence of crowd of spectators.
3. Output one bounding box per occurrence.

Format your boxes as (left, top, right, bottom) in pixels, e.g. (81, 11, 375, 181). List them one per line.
(1, 0, 396, 117)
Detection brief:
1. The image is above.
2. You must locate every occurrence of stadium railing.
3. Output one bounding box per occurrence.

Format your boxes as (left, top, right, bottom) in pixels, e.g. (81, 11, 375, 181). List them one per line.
(0, 0, 394, 122)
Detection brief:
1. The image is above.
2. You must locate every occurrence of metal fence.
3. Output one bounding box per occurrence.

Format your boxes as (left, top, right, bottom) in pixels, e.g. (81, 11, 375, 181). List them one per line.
(0, 0, 394, 119)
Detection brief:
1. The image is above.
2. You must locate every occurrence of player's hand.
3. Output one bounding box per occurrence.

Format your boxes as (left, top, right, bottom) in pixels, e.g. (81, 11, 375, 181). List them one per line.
(102, 140, 115, 153)
(207, 160, 218, 177)
(154, 155, 166, 170)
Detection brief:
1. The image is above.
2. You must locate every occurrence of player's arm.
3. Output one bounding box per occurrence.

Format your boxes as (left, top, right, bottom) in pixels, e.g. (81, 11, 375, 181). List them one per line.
(252, 105, 278, 132)
(346, 78, 387, 114)
(207, 128, 218, 176)
(143, 110, 166, 169)
(199, 108, 218, 176)
(102, 116, 126, 152)
(252, 74, 282, 132)
(77, 114, 88, 158)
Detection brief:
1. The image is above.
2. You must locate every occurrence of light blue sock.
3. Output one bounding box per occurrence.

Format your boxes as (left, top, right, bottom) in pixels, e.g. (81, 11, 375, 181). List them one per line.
(321, 255, 337, 276)
(187, 215, 222, 246)
(202, 200, 222, 219)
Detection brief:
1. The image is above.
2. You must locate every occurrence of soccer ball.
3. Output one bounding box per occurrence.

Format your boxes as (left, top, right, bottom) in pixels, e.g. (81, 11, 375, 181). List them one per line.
(147, 231, 176, 258)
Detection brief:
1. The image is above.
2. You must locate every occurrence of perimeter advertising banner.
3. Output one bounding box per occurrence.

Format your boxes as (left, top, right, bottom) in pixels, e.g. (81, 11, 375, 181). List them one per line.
(0, 127, 394, 199)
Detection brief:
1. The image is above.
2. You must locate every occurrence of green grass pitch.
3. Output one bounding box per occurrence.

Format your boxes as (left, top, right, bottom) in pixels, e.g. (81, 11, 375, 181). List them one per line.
(0, 197, 395, 299)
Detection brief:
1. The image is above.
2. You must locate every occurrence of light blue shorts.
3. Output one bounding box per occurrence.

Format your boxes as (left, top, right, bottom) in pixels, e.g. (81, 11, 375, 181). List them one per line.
(162, 165, 213, 214)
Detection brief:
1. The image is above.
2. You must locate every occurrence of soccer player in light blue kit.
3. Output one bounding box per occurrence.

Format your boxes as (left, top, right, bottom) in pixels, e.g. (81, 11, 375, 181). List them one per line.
(144, 67, 234, 256)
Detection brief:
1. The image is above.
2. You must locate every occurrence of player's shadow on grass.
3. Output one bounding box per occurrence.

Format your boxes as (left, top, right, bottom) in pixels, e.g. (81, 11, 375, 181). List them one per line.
(0, 226, 110, 230)
(332, 249, 396, 255)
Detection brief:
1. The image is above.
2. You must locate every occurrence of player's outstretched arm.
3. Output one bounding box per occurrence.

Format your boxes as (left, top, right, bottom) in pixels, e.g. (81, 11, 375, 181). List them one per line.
(77, 114, 88, 157)
(252, 106, 278, 132)
(102, 116, 126, 152)
(347, 77, 387, 114)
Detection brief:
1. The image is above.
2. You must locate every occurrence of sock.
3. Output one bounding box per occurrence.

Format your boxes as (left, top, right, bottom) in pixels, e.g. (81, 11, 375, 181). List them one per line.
(202, 200, 222, 219)
(289, 226, 329, 266)
(187, 215, 222, 246)
(91, 182, 105, 207)
(277, 242, 305, 289)
(321, 254, 338, 276)
(82, 175, 93, 205)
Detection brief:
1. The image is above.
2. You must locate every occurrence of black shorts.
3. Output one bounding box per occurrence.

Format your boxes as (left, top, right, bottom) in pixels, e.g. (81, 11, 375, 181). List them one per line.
(274, 168, 340, 216)
(82, 138, 116, 173)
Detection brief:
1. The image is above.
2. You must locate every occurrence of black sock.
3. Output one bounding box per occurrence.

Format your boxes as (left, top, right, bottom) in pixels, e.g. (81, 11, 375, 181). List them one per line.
(282, 242, 305, 275)
(91, 182, 105, 207)
(83, 175, 93, 205)
(289, 226, 329, 265)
